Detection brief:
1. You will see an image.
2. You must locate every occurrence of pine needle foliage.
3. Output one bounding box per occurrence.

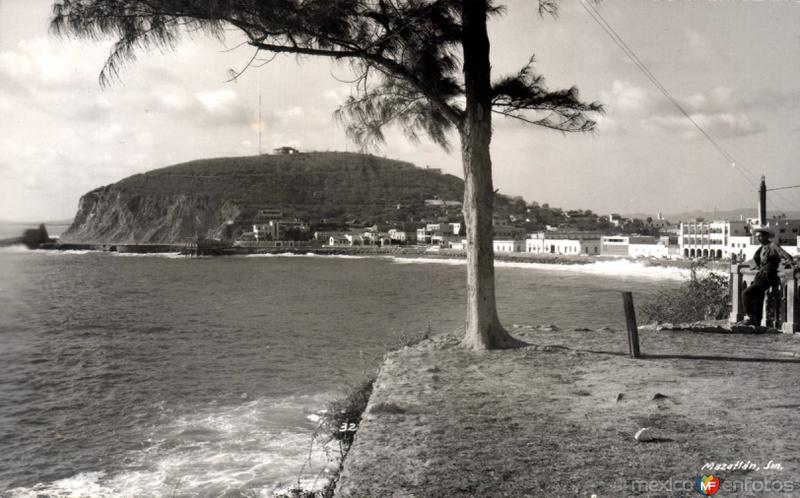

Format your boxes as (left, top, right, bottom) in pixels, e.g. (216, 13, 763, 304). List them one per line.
(50, 0, 602, 148)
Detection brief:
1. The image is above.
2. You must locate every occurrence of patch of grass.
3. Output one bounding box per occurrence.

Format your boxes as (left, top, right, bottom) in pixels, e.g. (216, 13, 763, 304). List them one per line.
(383, 327, 430, 352)
(322, 376, 376, 446)
(369, 402, 406, 414)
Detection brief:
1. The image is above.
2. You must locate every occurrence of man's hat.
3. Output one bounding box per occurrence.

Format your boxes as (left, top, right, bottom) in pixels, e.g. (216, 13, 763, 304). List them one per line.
(753, 226, 774, 237)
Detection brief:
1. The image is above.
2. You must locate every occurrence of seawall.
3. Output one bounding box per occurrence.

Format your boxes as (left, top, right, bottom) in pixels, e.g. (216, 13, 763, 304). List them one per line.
(333, 325, 800, 496)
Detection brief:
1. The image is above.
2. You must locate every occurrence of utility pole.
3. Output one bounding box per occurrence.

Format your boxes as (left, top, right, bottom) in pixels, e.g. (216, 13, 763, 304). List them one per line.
(759, 175, 767, 226)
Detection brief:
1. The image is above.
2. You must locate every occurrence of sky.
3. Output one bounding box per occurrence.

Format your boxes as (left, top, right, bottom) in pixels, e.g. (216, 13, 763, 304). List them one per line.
(1, 0, 799, 222)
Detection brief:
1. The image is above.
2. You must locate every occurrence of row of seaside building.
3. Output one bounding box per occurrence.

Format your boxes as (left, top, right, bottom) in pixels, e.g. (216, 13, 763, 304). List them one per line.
(519, 217, 800, 260)
(509, 218, 800, 260)
(237, 209, 800, 260)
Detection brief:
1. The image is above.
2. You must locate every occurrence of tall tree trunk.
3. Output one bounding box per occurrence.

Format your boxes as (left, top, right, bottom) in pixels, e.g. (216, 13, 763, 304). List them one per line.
(459, 0, 527, 350)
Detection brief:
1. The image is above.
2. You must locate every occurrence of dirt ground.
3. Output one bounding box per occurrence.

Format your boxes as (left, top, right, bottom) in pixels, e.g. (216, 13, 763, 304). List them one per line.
(335, 324, 800, 497)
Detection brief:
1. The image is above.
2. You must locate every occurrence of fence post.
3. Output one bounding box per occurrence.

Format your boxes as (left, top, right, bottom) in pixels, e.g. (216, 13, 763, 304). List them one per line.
(784, 271, 799, 334)
(621, 291, 642, 358)
(729, 263, 746, 324)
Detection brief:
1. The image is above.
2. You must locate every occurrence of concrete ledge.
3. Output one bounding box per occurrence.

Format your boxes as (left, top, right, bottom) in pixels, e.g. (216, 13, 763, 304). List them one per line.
(336, 326, 800, 497)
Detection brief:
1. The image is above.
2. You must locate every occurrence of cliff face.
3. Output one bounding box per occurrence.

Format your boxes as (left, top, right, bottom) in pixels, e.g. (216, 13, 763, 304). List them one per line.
(63, 189, 243, 243)
(60, 152, 468, 244)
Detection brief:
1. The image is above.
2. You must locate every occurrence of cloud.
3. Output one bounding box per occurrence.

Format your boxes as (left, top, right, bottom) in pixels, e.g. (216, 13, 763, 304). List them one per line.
(189, 88, 252, 126)
(649, 112, 765, 139)
(601, 80, 654, 115)
(266, 106, 331, 127)
(136, 87, 252, 127)
(157, 93, 191, 111)
(739, 89, 800, 112)
(196, 88, 238, 112)
(684, 86, 735, 114)
(322, 86, 351, 102)
(0, 37, 109, 91)
(599, 80, 765, 138)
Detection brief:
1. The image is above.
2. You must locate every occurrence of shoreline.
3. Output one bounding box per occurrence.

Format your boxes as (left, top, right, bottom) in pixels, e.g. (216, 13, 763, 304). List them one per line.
(26, 242, 729, 271)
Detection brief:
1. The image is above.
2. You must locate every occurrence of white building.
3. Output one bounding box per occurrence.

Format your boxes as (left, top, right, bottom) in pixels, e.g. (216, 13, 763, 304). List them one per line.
(494, 239, 525, 253)
(328, 236, 349, 247)
(728, 235, 758, 261)
(345, 234, 364, 245)
(629, 239, 670, 258)
(608, 214, 623, 227)
(450, 239, 467, 251)
(416, 227, 432, 244)
(679, 220, 749, 259)
(526, 231, 601, 256)
(426, 222, 453, 234)
(600, 236, 630, 257)
(388, 229, 416, 244)
(253, 219, 308, 241)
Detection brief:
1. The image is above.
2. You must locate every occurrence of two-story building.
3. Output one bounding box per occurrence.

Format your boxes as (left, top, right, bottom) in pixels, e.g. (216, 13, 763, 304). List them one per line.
(388, 229, 417, 244)
(679, 220, 749, 259)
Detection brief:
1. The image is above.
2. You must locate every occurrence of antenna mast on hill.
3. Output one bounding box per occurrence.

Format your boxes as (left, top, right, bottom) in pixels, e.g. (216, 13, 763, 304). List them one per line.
(257, 69, 263, 155)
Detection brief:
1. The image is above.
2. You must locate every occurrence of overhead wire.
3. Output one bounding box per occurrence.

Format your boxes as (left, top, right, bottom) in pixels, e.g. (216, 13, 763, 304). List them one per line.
(577, 0, 800, 214)
(767, 185, 800, 192)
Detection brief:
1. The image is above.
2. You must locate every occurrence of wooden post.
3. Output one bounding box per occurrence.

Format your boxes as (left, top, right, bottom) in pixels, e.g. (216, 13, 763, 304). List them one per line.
(621, 291, 642, 358)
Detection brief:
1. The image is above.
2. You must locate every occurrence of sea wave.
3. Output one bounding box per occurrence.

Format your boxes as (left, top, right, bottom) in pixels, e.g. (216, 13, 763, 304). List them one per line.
(0, 244, 31, 253)
(113, 252, 185, 259)
(5, 394, 337, 498)
(0, 245, 94, 256)
(390, 256, 695, 280)
(243, 252, 368, 260)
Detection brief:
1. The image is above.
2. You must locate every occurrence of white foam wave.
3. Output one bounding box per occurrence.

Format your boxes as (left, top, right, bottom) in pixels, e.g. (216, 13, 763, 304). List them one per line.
(497, 259, 692, 280)
(0, 244, 31, 253)
(243, 252, 368, 260)
(391, 256, 694, 280)
(113, 252, 185, 259)
(7, 394, 338, 497)
(0, 246, 95, 256)
(7, 471, 110, 498)
(391, 256, 465, 266)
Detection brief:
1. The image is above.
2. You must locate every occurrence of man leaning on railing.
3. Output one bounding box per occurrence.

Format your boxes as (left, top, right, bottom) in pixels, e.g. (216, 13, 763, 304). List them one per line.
(737, 226, 800, 326)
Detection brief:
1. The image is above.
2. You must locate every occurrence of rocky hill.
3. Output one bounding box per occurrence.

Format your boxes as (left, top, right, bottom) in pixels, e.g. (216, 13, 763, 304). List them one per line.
(61, 152, 487, 244)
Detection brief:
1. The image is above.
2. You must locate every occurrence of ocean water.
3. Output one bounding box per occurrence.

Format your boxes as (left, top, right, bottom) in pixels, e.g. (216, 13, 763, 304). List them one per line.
(0, 249, 683, 496)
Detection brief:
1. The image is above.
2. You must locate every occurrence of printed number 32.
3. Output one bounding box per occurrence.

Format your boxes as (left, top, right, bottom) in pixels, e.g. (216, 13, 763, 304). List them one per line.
(339, 423, 358, 432)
